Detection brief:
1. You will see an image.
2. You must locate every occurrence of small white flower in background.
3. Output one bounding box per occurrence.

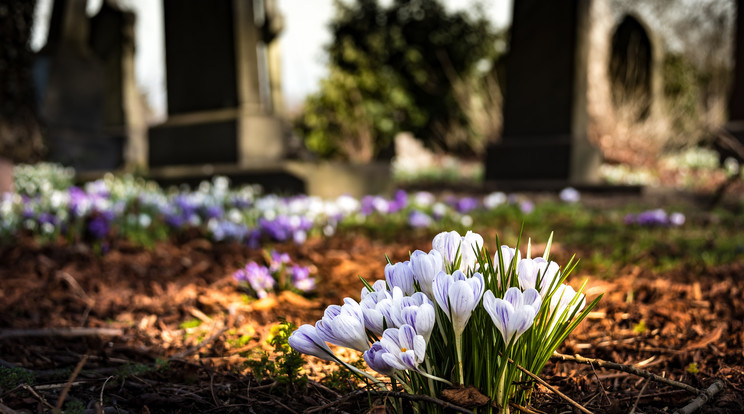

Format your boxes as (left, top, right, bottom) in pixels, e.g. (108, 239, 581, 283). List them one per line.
(432, 270, 485, 336)
(559, 187, 581, 203)
(432, 202, 448, 218)
(483, 287, 542, 346)
(413, 191, 436, 207)
(315, 298, 370, 352)
(460, 215, 473, 227)
(483, 191, 507, 209)
(670, 212, 686, 227)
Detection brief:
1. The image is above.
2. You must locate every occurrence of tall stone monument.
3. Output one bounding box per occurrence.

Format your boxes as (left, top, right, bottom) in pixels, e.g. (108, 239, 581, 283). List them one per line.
(149, 0, 285, 168)
(36, 0, 143, 171)
(485, 0, 601, 185)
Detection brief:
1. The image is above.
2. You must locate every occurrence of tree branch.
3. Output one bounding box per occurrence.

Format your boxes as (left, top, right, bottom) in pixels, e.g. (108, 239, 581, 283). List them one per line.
(552, 352, 699, 394)
(673, 380, 726, 414)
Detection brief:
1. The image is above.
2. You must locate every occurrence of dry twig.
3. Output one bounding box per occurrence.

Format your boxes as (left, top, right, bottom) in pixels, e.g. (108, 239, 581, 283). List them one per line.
(0, 327, 123, 340)
(629, 377, 651, 414)
(673, 380, 726, 414)
(54, 354, 88, 413)
(304, 390, 475, 414)
(508, 358, 593, 414)
(552, 352, 699, 394)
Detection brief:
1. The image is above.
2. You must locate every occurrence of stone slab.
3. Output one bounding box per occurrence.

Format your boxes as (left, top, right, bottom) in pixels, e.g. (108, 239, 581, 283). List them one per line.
(148, 120, 238, 166)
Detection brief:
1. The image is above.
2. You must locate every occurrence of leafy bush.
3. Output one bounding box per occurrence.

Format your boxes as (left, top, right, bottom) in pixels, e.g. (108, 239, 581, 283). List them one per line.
(297, 0, 504, 161)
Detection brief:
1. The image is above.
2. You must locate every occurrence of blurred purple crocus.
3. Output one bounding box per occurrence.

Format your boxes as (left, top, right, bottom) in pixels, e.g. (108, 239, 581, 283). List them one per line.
(234, 262, 275, 298)
(559, 187, 581, 203)
(408, 210, 433, 228)
(455, 197, 479, 214)
(291, 264, 315, 292)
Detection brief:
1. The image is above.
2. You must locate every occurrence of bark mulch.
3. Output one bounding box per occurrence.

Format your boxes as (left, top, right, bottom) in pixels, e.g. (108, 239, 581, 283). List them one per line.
(0, 232, 742, 413)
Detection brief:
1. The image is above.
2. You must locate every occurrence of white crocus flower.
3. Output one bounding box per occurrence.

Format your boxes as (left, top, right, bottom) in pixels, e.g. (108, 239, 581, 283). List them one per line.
(432, 269, 485, 384)
(379, 325, 426, 372)
(432, 270, 485, 336)
(385, 261, 415, 295)
(360, 289, 391, 336)
(315, 298, 369, 352)
(483, 287, 541, 347)
(288, 324, 336, 361)
(517, 257, 560, 297)
(547, 284, 586, 333)
(432, 230, 484, 274)
(494, 245, 521, 288)
(410, 249, 444, 299)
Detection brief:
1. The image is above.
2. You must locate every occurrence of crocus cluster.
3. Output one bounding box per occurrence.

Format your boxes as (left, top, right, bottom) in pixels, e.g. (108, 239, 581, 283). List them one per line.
(624, 209, 685, 227)
(233, 250, 315, 298)
(289, 230, 599, 412)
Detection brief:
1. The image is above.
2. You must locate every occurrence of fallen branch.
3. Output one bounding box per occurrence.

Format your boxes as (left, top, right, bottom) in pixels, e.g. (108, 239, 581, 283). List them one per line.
(673, 380, 726, 414)
(54, 354, 88, 413)
(508, 358, 592, 414)
(304, 390, 474, 414)
(552, 352, 699, 394)
(0, 327, 123, 340)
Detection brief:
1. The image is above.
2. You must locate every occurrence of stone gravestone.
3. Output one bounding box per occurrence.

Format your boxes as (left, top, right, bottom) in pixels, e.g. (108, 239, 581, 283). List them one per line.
(149, 0, 285, 168)
(36, 0, 141, 172)
(485, 0, 601, 185)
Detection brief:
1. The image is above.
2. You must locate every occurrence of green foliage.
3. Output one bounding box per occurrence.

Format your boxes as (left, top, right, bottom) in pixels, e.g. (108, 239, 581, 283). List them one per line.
(179, 319, 202, 330)
(297, 0, 504, 161)
(0, 367, 35, 389)
(633, 319, 648, 334)
(63, 400, 86, 414)
(662, 53, 703, 142)
(248, 321, 307, 386)
(323, 357, 366, 392)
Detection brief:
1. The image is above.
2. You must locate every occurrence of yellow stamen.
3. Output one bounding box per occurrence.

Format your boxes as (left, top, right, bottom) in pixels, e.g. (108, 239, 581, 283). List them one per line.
(401, 347, 407, 352)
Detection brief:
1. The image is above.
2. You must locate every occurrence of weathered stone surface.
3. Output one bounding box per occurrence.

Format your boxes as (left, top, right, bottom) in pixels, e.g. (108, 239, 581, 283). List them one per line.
(485, 0, 601, 184)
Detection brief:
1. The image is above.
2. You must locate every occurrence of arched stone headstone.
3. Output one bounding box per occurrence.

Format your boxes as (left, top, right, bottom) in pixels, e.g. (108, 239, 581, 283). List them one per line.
(609, 15, 653, 120)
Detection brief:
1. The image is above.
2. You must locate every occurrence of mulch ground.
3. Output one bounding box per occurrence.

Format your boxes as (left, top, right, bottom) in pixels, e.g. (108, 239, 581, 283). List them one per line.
(1, 230, 742, 413)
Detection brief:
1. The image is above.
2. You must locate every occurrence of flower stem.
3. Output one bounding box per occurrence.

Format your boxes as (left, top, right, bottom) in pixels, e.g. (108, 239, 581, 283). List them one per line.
(418, 369, 453, 386)
(455, 334, 464, 385)
(424, 357, 436, 397)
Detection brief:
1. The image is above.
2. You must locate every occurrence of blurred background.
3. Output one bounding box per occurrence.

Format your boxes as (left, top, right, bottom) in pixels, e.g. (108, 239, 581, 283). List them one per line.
(1, 0, 743, 197)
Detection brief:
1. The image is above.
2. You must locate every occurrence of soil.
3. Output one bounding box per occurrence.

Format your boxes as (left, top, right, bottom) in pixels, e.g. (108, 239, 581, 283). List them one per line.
(1, 230, 742, 413)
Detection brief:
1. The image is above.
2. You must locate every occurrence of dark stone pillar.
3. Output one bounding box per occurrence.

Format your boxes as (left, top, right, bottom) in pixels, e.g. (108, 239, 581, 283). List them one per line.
(485, 0, 600, 185)
(149, 0, 285, 168)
